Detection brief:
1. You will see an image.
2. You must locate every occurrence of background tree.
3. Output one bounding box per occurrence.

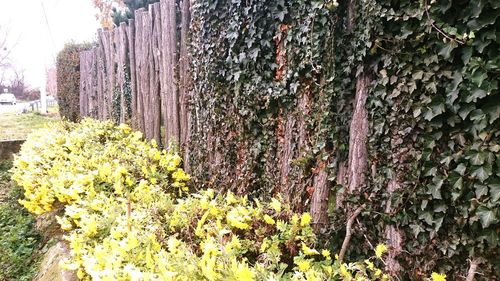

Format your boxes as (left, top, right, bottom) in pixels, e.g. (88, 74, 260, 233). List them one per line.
(91, 0, 125, 28)
(111, 0, 159, 26)
(91, 0, 161, 28)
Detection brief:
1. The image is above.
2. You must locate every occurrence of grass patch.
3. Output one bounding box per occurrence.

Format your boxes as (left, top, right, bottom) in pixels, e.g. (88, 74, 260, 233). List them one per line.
(0, 161, 42, 281)
(0, 107, 60, 140)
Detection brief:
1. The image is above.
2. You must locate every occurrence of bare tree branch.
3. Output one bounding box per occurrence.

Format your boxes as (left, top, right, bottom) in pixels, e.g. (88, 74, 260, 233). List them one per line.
(466, 259, 479, 281)
(338, 204, 366, 262)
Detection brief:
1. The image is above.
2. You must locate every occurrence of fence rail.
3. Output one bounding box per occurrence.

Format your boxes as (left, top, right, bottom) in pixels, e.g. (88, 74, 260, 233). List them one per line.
(22, 99, 57, 113)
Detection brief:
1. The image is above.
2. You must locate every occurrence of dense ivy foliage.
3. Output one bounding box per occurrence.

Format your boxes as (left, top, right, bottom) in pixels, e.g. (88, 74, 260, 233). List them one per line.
(12, 120, 395, 280)
(56, 43, 92, 122)
(190, 0, 338, 203)
(364, 0, 499, 277)
(188, 0, 498, 278)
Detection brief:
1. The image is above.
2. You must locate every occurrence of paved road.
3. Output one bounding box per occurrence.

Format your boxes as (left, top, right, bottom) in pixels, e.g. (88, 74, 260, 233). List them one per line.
(0, 103, 29, 114)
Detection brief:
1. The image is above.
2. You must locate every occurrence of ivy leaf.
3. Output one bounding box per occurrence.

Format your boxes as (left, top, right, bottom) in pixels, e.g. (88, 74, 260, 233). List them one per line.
(428, 178, 443, 199)
(469, 109, 485, 121)
(471, 70, 488, 87)
(471, 166, 492, 182)
(467, 151, 486, 165)
(410, 223, 425, 238)
(476, 206, 497, 228)
(450, 71, 463, 91)
(433, 216, 444, 232)
(489, 178, 500, 202)
(484, 229, 498, 247)
(419, 211, 434, 225)
(276, 11, 285, 22)
(474, 184, 488, 198)
(446, 90, 459, 105)
(454, 163, 467, 175)
(465, 89, 487, 103)
(438, 42, 457, 59)
(412, 70, 424, 80)
(458, 104, 475, 120)
(453, 176, 463, 189)
(461, 47, 473, 65)
(483, 100, 500, 123)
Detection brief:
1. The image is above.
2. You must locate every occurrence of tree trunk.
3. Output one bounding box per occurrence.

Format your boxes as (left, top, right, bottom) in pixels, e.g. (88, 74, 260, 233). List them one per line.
(347, 72, 369, 193)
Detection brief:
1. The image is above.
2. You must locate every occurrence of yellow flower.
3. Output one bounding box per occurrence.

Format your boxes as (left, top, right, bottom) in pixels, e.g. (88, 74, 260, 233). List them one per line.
(296, 259, 311, 272)
(300, 213, 312, 226)
(364, 259, 374, 270)
(263, 214, 275, 225)
(301, 243, 319, 256)
(431, 272, 447, 281)
(231, 260, 254, 281)
(321, 249, 331, 260)
(339, 264, 351, 278)
(375, 244, 387, 259)
(270, 198, 282, 212)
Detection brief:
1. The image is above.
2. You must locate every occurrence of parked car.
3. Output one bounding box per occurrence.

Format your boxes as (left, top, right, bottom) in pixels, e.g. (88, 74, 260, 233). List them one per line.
(0, 93, 16, 105)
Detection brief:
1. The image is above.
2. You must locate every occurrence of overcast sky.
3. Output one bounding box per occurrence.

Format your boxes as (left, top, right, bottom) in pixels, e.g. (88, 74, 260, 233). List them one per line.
(0, 0, 101, 88)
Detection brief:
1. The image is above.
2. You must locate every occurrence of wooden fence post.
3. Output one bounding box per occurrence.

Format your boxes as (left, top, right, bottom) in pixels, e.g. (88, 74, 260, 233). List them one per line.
(149, 3, 162, 144)
(179, 0, 191, 170)
(134, 8, 146, 133)
(160, 0, 179, 147)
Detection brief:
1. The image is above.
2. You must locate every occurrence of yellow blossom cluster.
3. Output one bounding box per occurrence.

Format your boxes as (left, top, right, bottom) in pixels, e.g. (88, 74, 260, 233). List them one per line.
(59, 188, 391, 281)
(12, 119, 189, 215)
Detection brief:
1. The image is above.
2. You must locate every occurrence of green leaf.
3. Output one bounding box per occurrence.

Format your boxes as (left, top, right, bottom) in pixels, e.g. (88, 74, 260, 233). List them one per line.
(410, 223, 425, 238)
(476, 206, 497, 228)
(438, 42, 457, 59)
(467, 151, 486, 165)
(428, 178, 443, 199)
(483, 100, 500, 123)
(458, 104, 475, 120)
(465, 89, 487, 103)
(454, 163, 467, 175)
(450, 71, 463, 91)
(453, 176, 463, 190)
(471, 166, 491, 182)
(469, 109, 485, 121)
(488, 178, 500, 202)
(471, 70, 488, 87)
(474, 184, 488, 198)
(419, 211, 434, 225)
(412, 70, 424, 80)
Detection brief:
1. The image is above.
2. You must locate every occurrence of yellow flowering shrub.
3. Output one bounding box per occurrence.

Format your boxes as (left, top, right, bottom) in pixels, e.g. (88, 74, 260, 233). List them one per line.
(58, 189, 390, 281)
(12, 119, 189, 215)
(13, 119, 393, 280)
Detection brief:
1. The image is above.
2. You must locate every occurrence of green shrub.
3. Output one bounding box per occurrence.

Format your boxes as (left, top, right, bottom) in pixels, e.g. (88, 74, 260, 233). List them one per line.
(0, 161, 41, 281)
(56, 42, 92, 122)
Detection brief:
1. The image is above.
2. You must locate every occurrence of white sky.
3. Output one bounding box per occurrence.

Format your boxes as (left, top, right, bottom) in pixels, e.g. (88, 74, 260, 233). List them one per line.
(0, 0, 101, 88)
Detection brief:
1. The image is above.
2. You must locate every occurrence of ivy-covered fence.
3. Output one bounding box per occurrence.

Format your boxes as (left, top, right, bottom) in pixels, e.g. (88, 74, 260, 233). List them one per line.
(188, 0, 499, 278)
(79, 0, 499, 278)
